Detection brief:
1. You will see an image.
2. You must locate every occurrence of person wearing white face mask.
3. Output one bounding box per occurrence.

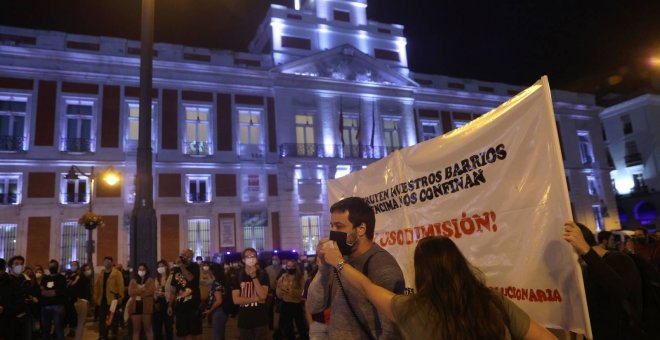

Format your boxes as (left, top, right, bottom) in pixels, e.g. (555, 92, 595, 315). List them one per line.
(128, 263, 155, 340)
(230, 247, 270, 339)
(153, 259, 174, 340)
(7, 255, 31, 339)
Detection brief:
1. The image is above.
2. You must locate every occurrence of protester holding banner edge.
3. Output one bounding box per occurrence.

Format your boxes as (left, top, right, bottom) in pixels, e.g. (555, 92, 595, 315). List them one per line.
(563, 221, 643, 340)
(318, 235, 556, 340)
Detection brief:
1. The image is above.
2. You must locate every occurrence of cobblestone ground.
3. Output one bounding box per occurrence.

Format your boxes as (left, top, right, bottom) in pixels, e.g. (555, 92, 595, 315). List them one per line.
(79, 315, 243, 340)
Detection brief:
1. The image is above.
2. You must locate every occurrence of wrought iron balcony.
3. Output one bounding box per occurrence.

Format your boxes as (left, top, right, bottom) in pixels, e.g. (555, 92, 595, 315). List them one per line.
(238, 143, 265, 160)
(279, 143, 388, 159)
(625, 152, 643, 167)
(0, 135, 25, 151)
(183, 140, 213, 156)
(0, 193, 19, 205)
(188, 192, 208, 203)
(61, 137, 93, 153)
(60, 192, 89, 204)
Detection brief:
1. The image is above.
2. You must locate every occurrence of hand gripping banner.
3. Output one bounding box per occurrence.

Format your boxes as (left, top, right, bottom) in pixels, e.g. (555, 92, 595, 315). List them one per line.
(327, 77, 591, 337)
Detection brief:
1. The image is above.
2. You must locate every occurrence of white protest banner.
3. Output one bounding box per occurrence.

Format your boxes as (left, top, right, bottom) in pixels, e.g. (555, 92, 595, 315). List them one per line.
(327, 77, 591, 336)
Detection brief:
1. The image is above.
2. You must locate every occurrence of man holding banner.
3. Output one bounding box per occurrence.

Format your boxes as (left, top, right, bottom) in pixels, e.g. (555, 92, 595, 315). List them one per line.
(306, 197, 405, 340)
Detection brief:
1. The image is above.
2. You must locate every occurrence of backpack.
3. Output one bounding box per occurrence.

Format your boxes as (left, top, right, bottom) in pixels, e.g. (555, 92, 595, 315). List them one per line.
(628, 253, 660, 338)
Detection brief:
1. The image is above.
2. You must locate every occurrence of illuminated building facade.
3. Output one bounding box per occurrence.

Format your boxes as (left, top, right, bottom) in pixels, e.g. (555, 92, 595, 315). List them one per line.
(601, 94, 660, 229)
(0, 0, 619, 267)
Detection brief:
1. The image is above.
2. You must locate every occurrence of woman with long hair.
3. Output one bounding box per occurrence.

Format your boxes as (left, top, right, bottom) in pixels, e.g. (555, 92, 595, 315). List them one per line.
(319, 236, 556, 340)
(203, 263, 228, 340)
(152, 260, 174, 340)
(128, 263, 155, 340)
(276, 259, 309, 340)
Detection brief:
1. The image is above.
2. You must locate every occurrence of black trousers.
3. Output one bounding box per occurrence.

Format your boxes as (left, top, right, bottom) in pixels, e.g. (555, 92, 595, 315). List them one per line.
(278, 301, 308, 340)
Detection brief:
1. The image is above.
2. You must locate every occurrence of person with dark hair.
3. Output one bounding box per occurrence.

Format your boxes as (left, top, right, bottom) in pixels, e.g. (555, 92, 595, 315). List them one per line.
(1, 257, 25, 339)
(203, 263, 228, 340)
(153, 260, 174, 340)
(319, 236, 555, 340)
(93, 256, 125, 340)
(7, 255, 31, 339)
(597, 230, 613, 250)
(128, 263, 155, 340)
(171, 249, 202, 340)
(40, 259, 68, 340)
(307, 197, 405, 340)
(231, 247, 269, 339)
(564, 221, 643, 340)
(70, 263, 92, 340)
(632, 227, 659, 269)
(276, 259, 308, 340)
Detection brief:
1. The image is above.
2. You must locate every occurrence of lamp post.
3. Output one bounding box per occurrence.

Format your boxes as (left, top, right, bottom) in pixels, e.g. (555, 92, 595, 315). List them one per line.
(66, 165, 120, 267)
(131, 0, 157, 270)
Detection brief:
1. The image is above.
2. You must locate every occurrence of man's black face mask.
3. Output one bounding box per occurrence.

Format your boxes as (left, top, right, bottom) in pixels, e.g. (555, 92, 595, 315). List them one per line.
(329, 230, 354, 256)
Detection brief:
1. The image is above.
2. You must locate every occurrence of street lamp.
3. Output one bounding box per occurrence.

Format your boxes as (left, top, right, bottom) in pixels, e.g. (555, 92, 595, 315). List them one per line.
(130, 0, 157, 270)
(66, 165, 121, 267)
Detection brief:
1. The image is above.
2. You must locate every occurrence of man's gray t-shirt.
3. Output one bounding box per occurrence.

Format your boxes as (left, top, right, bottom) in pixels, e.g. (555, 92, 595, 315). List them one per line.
(307, 243, 405, 340)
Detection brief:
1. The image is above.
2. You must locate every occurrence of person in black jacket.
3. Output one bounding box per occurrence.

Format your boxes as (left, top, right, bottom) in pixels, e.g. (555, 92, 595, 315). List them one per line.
(40, 259, 68, 340)
(0, 258, 25, 340)
(563, 221, 643, 340)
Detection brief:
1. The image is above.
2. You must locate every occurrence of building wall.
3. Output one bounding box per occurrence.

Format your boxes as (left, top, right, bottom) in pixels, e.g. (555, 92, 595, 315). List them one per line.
(0, 2, 619, 267)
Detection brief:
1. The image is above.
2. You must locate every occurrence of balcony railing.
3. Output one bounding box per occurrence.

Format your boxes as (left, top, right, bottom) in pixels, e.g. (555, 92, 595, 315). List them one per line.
(188, 192, 208, 203)
(61, 137, 93, 153)
(625, 153, 643, 167)
(238, 143, 265, 160)
(279, 143, 389, 159)
(183, 140, 213, 156)
(0, 193, 19, 205)
(60, 192, 89, 204)
(0, 135, 26, 151)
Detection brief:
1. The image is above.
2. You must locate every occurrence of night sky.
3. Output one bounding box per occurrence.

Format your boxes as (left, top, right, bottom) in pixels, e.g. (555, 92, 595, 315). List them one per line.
(2, 0, 660, 95)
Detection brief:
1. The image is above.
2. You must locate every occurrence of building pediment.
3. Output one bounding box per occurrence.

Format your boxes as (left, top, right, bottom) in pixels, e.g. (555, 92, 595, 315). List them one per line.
(272, 44, 417, 87)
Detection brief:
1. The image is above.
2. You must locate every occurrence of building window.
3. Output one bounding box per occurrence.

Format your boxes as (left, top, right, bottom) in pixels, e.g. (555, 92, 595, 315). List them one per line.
(60, 221, 88, 265)
(452, 120, 469, 129)
(187, 218, 211, 258)
(383, 118, 400, 154)
(186, 175, 210, 203)
(242, 211, 266, 252)
(592, 205, 604, 232)
(586, 175, 598, 196)
(0, 95, 27, 151)
(126, 101, 157, 150)
(421, 121, 440, 141)
(333, 9, 350, 22)
(0, 174, 20, 205)
(238, 108, 264, 160)
(301, 215, 320, 254)
(60, 175, 89, 204)
(374, 48, 400, 62)
(295, 114, 315, 156)
(239, 109, 262, 145)
(63, 99, 95, 153)
(0, 223, 17, 259)
(281, 36, 312, 50)
(632, 173, 647, 193)
(334, 165, 351, 179)
(621, 115, 632, 134)
(577, 131, 594, 164)
(342, 115, 359, 157)
(184, 105, 211, 155)
(625, 141, 642, 167)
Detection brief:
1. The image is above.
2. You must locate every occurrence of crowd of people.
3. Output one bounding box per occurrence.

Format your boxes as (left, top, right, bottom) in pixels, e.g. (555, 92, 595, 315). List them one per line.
(1, 196, 659, 340)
